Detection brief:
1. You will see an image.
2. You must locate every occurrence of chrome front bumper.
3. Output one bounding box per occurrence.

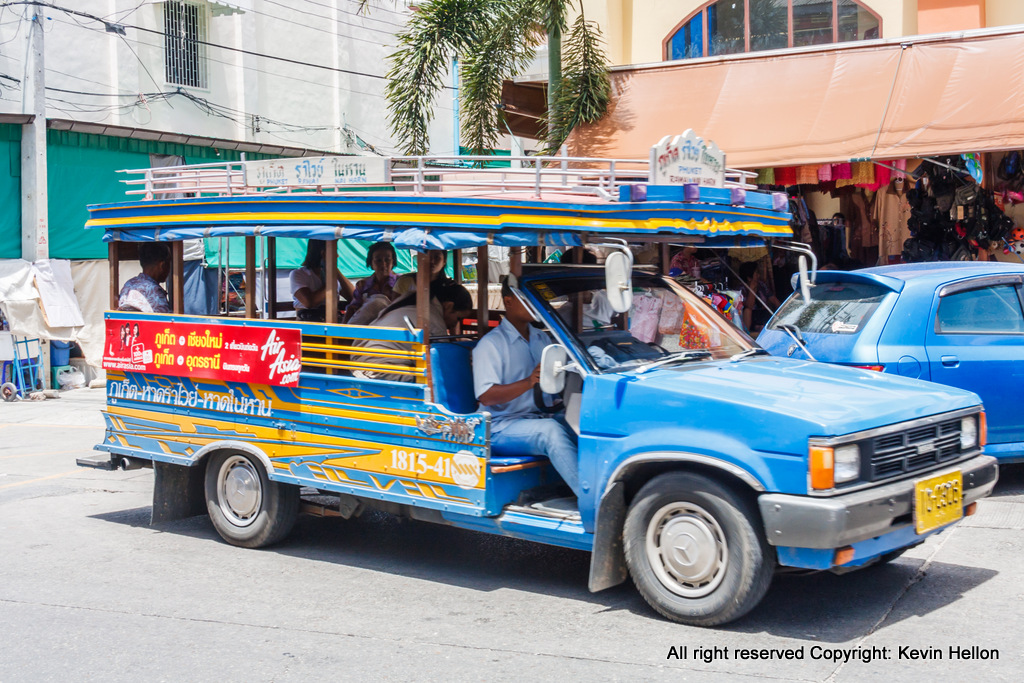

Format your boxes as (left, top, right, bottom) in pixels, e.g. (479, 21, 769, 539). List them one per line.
(757, 454, 998, 549)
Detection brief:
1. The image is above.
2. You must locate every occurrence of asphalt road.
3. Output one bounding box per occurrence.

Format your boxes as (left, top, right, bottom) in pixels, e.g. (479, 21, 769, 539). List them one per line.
(2, 389, 1023, 682)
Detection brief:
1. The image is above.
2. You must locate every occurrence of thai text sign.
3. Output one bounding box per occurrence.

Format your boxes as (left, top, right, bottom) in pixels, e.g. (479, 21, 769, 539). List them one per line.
(103, 319, 302, 386)
(247, 155, 388, 187)
(650, 130, 726, 187)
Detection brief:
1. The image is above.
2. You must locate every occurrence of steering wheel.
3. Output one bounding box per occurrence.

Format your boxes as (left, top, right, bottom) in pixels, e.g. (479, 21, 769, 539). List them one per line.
(533, 383, 565, 414)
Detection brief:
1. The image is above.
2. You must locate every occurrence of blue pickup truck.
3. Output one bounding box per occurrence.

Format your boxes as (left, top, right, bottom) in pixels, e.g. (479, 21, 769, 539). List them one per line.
(78, 154, 998, 626)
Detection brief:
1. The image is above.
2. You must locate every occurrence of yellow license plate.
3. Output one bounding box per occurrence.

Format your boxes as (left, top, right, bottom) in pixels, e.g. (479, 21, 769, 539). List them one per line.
(914, 470, 963, 534)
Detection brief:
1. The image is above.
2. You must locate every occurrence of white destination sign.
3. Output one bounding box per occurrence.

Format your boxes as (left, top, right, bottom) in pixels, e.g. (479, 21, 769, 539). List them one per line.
(650, 130, 726, 188)
(246, 156, 389, 187)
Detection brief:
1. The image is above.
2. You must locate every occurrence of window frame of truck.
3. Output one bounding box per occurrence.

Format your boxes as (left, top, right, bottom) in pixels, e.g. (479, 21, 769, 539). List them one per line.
(79, 153, 996, 627)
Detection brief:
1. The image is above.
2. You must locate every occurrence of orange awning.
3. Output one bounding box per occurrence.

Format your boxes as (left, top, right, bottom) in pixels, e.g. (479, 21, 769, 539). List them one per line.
(568, 26, 1024, 169)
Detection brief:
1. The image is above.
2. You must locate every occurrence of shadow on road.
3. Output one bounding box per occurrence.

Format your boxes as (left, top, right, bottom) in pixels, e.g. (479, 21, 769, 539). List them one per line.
(90, 505, 997, 638)
(990, 462, 1024, 498)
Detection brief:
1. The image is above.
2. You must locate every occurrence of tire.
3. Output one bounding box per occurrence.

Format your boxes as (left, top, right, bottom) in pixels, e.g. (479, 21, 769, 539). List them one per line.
(1, 382, 18, 402)
(623, 472, 775, 626)
(205, 451, 299, 548)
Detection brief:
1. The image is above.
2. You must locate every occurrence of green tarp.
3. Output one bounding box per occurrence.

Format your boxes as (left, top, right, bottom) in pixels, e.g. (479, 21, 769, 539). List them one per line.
(0, 126, 20, 259)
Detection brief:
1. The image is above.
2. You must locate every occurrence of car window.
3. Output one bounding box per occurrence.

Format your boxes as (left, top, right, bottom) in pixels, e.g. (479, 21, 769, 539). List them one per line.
(769, 281, 888, 335)
(937, 285, 1024, 334)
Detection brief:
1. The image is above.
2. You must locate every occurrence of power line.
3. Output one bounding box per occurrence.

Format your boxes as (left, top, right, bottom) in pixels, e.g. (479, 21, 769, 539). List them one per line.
(262, 0, 400, 39)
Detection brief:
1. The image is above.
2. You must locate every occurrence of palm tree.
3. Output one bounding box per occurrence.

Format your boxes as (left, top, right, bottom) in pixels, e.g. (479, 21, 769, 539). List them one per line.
(365, 0, 610, 156)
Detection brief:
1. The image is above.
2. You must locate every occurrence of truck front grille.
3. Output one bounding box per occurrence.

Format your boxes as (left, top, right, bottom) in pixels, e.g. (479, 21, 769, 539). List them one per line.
(869, 418, 962, 480)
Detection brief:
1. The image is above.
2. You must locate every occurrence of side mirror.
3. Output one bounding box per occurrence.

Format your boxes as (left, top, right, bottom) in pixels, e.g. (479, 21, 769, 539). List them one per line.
(605, 251, 633, 313)
(540, 344, 575, 394)
(797, 255, 812, 302)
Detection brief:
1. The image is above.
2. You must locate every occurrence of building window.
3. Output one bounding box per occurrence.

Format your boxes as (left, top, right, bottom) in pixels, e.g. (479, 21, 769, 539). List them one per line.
(665, 0, 881, 61)
(164, 1, 208, 89)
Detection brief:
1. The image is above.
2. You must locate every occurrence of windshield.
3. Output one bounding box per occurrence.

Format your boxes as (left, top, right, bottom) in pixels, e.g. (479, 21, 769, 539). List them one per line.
(526, 272, 753, 371)
(769, 280, 889, 335)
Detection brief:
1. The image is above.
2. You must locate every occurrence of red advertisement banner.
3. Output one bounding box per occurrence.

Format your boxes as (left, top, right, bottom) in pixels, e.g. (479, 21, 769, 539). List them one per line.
(103, 319, 302, 386)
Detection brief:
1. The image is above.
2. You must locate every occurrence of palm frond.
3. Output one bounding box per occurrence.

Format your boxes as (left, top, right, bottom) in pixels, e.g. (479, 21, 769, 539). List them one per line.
(459, 1, 544, 155)
(543, 12, 610, 153)
(385, 0, 490, 155)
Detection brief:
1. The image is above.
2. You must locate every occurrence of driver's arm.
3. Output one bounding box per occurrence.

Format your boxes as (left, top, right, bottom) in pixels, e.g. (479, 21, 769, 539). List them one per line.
(477, 364, 540, 407)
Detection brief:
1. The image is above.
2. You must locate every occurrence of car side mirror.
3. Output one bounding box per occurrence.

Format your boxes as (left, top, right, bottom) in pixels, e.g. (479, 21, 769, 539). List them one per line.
(605, 251, 633, 313)
(540, 344, 576, 394)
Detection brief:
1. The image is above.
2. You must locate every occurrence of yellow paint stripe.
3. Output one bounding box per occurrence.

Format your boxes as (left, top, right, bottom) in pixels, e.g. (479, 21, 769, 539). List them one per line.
(0, 469, 78, 489)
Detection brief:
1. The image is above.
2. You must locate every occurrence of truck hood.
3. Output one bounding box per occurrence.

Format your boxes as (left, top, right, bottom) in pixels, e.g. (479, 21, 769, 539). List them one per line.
(587, 356, 980, 456)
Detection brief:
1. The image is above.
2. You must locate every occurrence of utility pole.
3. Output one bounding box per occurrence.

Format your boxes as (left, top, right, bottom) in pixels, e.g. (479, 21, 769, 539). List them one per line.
(21, 6, 48, 262)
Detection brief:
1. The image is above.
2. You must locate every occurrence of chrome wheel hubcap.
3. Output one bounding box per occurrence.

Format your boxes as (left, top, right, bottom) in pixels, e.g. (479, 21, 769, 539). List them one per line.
(218, 455, 262, 527)
(645, 501, 728, 598)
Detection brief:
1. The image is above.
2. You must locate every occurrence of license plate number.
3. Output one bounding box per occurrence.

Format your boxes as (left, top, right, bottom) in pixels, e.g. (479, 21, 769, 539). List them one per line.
(914, 470, 963, 534)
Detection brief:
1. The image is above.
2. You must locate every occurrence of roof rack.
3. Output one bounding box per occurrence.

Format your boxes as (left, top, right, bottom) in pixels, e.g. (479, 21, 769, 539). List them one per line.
(118, 153, 758, 202)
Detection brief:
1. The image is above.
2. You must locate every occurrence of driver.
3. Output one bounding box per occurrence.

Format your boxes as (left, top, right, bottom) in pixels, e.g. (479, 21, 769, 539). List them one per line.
(472, 275, 580, 497)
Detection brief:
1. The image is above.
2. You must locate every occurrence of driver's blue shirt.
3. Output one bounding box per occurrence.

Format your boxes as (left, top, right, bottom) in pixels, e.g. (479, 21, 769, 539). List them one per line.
(472, 317, 551, 428)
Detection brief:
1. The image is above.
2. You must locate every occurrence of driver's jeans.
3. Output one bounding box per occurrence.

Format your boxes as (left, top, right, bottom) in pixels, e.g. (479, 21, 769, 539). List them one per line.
(491, 414, 579, 497)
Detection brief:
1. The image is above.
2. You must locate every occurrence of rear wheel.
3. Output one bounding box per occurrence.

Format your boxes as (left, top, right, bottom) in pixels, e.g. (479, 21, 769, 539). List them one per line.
(205, 451, 299, 548)
(623, 472, 775, 626)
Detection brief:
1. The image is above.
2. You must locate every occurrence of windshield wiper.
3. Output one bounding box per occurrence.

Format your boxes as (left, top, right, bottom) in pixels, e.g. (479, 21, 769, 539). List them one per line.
(635, 350, 712, 374)
(778, 324, 817, 361)
(730, 348, 770, 362)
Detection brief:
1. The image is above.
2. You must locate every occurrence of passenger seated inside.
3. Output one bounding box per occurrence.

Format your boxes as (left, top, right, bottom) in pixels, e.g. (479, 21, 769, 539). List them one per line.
(356, 281, 473, 382)
(556, 248, 615, 330)
(344, 242, 400, 324)
(473, 275, 580, 498)
(119, 243, 172, 313)
(290, 239, 356, 321)
(393, 249, 450, 296)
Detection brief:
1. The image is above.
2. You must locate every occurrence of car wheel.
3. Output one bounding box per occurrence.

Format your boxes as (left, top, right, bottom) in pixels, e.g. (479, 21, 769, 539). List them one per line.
(623, 472, 775, 626)
(205, 451, 299, 548)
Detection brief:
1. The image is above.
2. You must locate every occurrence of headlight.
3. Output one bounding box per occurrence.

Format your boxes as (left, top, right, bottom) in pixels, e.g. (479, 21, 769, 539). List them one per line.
(834, 444, 860, 483)
(809, 443, 861, 490)
(961, 416, 978, 450)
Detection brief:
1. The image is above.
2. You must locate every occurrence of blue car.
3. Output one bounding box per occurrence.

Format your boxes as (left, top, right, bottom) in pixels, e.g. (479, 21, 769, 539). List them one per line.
(759, 261, 1024, 462)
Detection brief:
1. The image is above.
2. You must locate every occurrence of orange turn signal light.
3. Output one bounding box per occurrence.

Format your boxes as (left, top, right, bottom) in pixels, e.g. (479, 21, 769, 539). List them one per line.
(809, 445, 834, 490)
(833, 546, 855, 566)
(853, 365, 885, 372)
(965, 502, 978, 517)
(979, 412, 987, 447)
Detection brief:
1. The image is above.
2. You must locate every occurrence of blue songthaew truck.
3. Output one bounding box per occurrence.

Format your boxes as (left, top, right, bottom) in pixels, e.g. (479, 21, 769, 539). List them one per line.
(78, 143, 997, 625)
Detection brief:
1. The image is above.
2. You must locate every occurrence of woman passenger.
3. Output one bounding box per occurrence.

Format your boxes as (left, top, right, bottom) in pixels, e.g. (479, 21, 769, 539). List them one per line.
(290, 239, 355, 321)
(355, 282, 473, 382)
(343, 242, 400, 324)
(392, 249, 450, 296)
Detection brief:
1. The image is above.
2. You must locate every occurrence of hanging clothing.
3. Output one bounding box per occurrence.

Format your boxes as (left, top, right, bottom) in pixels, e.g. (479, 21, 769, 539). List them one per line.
(796, 165, 819, 185)
(755, 167, 776, 185)
(775, 167, 798, 186)
(817, 164, 833, 182)
(873, 179, 913, 265)
(852, 162, 876, 187)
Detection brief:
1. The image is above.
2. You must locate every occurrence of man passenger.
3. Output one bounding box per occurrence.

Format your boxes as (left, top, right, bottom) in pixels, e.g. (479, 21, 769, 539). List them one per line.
(118, 243, 172, 313)
(473, 276, 579, 497)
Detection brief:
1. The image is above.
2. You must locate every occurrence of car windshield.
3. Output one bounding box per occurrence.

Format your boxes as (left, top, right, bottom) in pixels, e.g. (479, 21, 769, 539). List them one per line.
(526, 272, 753, 371)
(769, 280, 889, 335)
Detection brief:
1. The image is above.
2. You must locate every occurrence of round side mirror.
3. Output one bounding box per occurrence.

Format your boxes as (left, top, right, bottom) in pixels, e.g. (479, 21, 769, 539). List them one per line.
(539, 344, 570, 394)
(605, 251, 633, 313)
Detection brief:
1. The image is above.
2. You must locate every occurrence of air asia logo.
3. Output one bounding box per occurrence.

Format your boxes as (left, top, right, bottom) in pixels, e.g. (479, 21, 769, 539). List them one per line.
(261, 330, 301, 385)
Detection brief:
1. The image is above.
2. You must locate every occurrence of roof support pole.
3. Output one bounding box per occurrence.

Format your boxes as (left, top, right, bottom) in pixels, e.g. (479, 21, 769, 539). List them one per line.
(416, 251, 432, 392)
(475, 246, 489, 338)
(510, 247, 522, 277)
(171, 241, 184, 314)
(108, 242, 120, 310)
(266, 237, 277, 320)
(325, 240, 339, 324)
(245, 236, 257, 319)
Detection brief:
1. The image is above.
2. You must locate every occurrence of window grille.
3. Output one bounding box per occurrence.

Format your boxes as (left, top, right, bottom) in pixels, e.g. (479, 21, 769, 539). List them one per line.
(164, 1, 208, 89)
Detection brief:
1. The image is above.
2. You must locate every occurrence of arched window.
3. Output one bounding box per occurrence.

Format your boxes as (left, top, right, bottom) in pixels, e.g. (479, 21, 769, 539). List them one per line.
(664, 0, 882, 61)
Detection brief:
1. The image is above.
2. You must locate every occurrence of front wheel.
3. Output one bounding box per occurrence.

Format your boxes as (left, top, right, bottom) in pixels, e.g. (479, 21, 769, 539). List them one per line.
(623, 472, 775, 626)
(205, 451, 299, 548)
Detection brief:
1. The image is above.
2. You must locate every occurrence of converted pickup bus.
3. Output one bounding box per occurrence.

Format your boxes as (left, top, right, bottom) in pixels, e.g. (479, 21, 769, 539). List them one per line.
(79, 149, 997, 626)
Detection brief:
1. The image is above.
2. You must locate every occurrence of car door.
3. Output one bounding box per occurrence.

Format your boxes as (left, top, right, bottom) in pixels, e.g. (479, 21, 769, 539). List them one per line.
(924, 275, 1024, 448)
